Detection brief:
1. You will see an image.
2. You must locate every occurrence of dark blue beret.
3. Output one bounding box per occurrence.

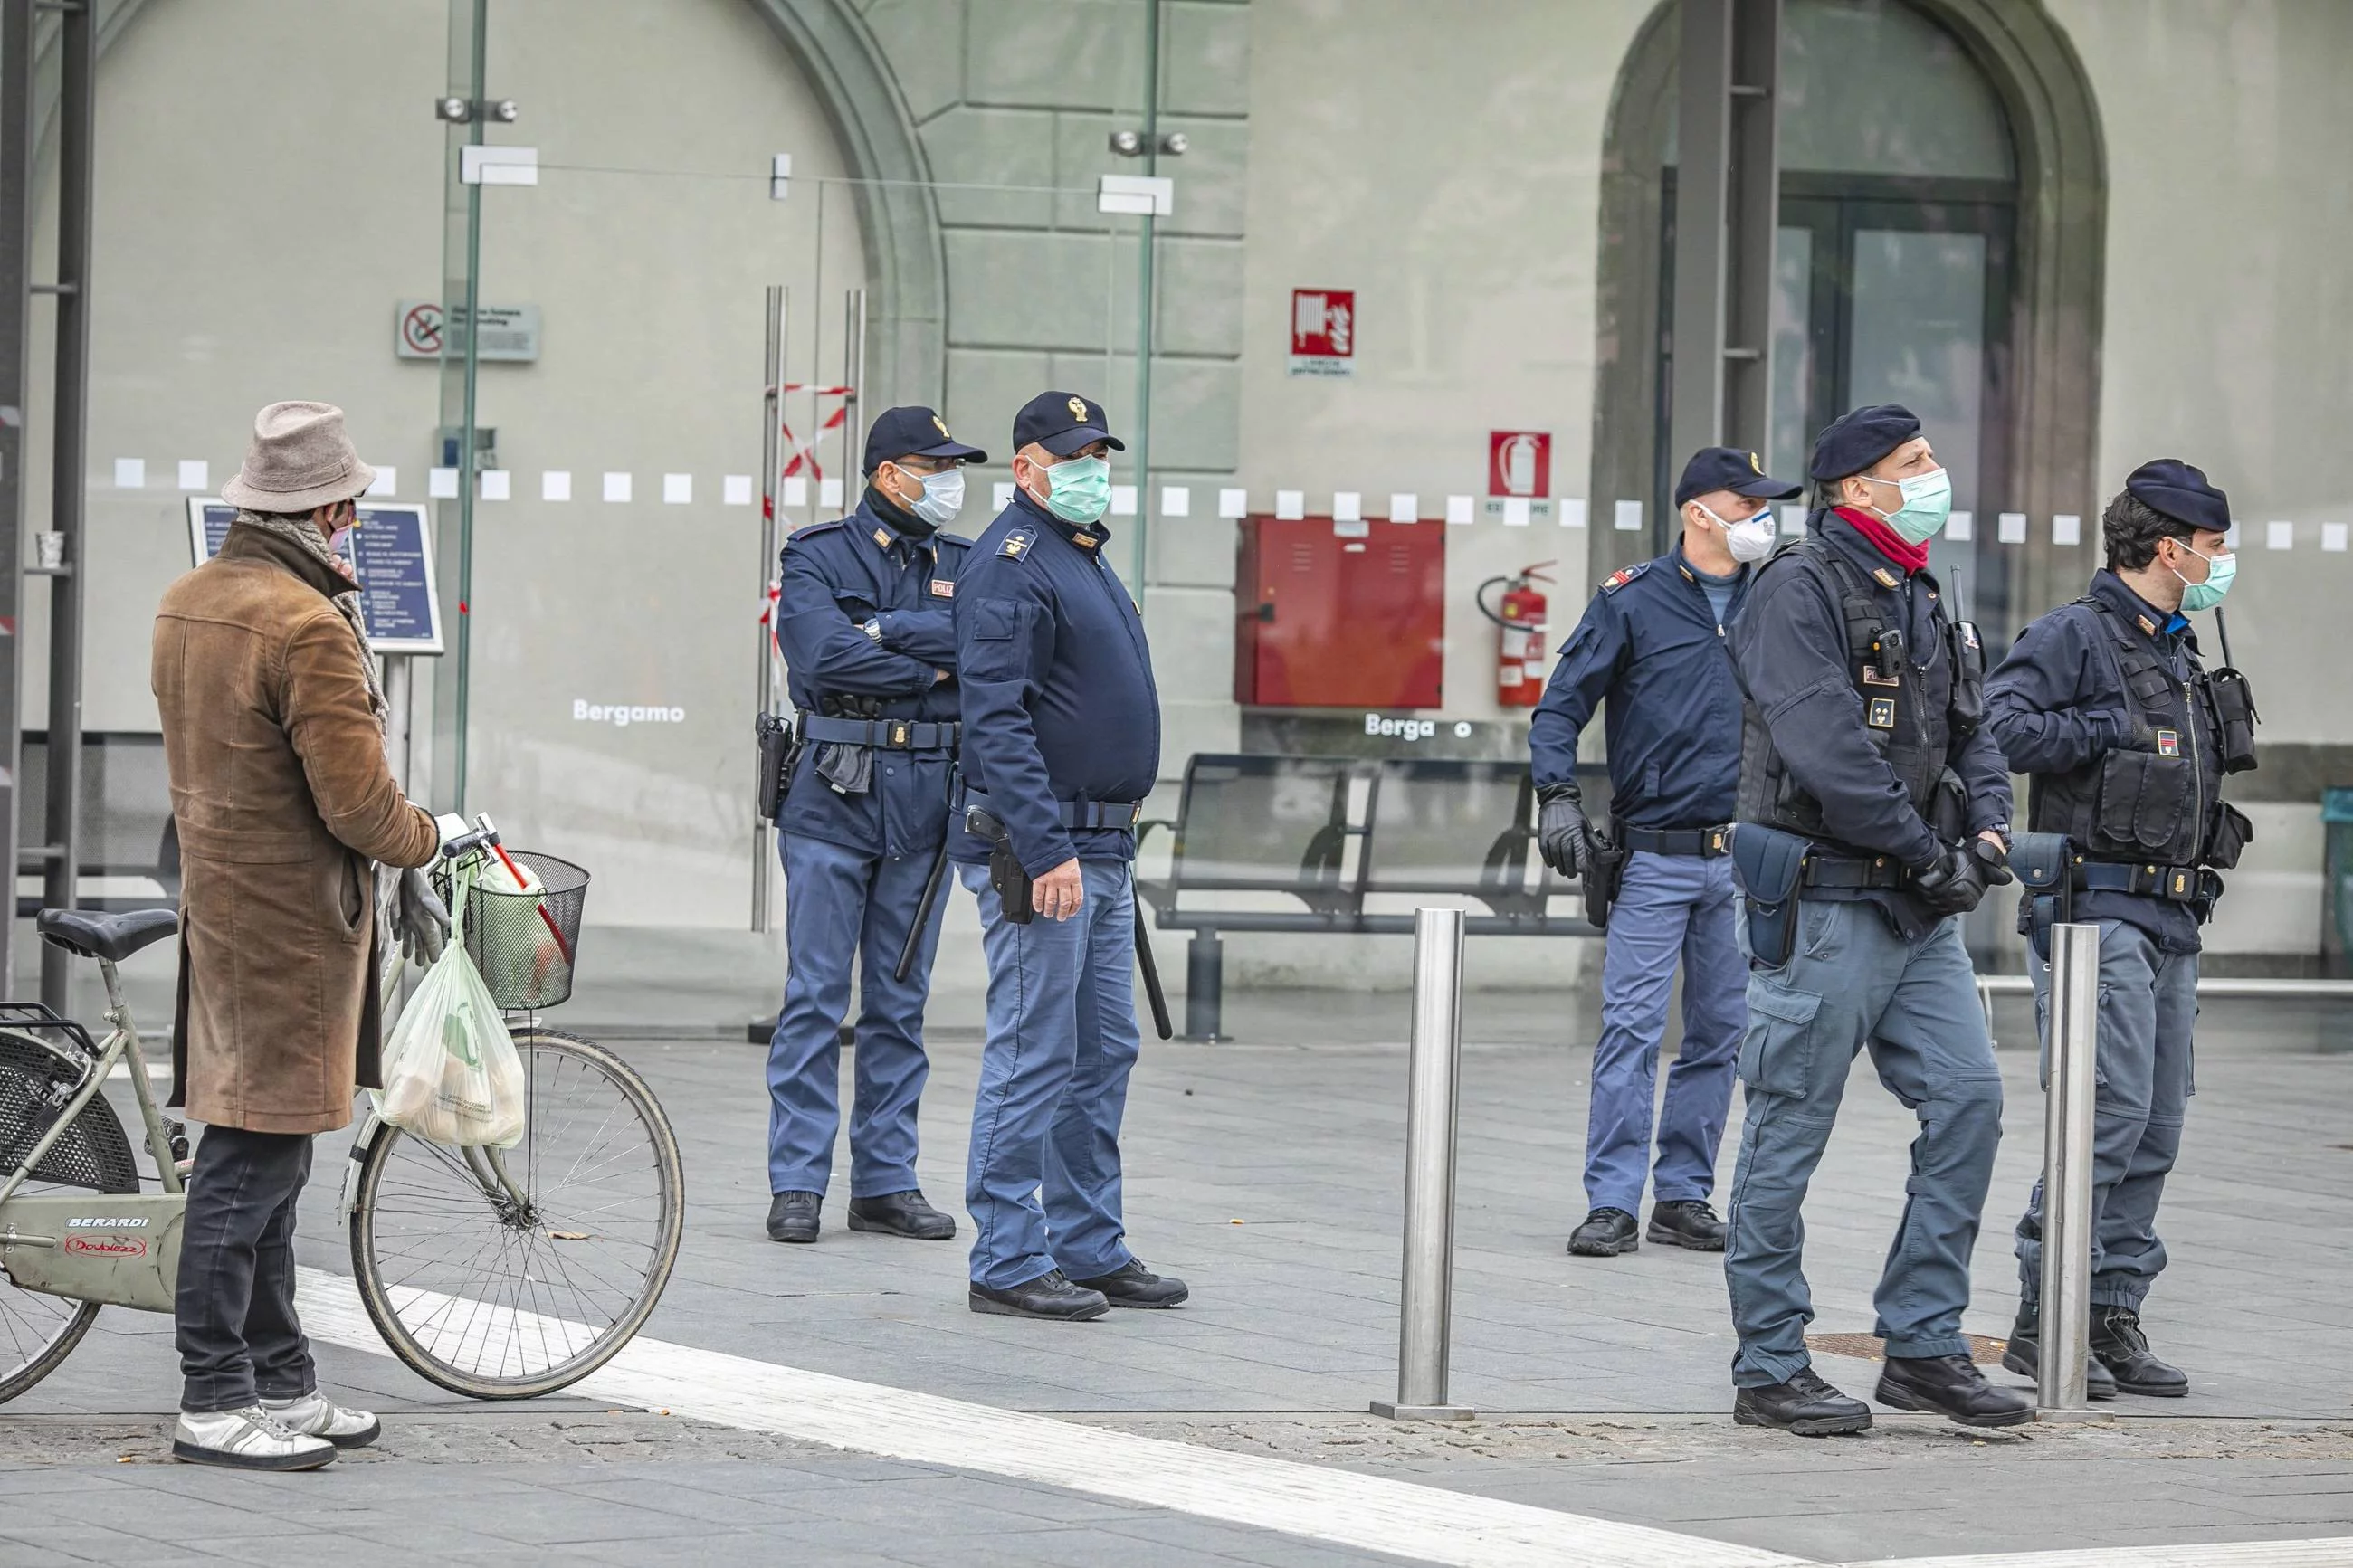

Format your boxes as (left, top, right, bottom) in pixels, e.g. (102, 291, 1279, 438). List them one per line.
(1674, 446, 1802, 508)
(2124, 458, 2229, 536)
(1808, 403, 1922, 480)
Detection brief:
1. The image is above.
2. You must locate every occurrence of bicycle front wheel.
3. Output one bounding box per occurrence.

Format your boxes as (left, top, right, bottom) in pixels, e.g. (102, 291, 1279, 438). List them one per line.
(348, 1028, 683, 1399)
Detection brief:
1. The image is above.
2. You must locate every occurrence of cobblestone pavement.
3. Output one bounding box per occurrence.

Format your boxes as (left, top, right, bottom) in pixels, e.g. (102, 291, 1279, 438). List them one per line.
(3, 988, 2348, 1565)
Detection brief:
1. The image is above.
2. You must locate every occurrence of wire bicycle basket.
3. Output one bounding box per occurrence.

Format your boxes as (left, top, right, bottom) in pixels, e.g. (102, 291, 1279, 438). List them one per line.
(445, 850, 590, 1010)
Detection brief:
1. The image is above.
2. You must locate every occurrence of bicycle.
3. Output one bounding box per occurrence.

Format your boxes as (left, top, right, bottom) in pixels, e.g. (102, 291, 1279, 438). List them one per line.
(0, 817, 684, 1405)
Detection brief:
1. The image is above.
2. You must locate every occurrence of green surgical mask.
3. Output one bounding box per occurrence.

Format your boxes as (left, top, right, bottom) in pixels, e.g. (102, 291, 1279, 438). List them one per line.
(2174, 543, 2235, 612)
(1041, 455, 1110, 525)
(1864, 466, 1953, 546)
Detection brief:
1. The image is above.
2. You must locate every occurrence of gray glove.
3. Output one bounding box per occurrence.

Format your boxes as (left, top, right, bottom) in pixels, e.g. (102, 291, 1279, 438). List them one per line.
(1536, 790, 1588, 879)
(395, 866, 451, 965)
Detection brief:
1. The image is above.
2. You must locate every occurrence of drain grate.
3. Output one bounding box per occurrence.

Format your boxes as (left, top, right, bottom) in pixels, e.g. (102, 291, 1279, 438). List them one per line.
(1805, 1331, 2006, 1365)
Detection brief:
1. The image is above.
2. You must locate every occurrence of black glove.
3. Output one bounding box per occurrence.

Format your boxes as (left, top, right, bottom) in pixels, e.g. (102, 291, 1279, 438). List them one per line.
(1910, 836, 2013, 918)
(1536, 790, 1587, 879)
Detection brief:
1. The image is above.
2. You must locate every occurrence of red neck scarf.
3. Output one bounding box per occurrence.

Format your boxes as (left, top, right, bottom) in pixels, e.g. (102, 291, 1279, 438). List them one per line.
(1834, 506, 1929, 575)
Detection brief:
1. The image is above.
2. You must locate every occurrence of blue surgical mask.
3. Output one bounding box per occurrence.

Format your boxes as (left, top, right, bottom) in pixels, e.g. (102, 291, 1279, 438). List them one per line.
(1040, 455, 1110, 525)
(909, 467, 964, 527)
(2174, 543, 2235, 611)
(1862, 466, 1953, 546)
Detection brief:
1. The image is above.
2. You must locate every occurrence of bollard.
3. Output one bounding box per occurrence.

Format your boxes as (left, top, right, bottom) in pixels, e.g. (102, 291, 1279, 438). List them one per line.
(2035, 921, 2111, 1422)
(1372, 907, 1474, 1421)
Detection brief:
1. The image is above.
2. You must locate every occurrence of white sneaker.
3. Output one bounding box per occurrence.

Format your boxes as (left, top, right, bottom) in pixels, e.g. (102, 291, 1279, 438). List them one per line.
(173, 1405, 337, 1470)
(261, 1390, 382, 1449)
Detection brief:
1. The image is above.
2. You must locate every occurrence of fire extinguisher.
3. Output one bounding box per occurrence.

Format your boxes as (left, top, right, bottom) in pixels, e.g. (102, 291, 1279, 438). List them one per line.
(1476, 562, 1554, 708)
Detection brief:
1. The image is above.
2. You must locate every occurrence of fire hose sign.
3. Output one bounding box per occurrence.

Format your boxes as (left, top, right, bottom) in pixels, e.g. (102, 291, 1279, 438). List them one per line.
(1288, 288, 1355, 377)
(395, 299, 541, 362)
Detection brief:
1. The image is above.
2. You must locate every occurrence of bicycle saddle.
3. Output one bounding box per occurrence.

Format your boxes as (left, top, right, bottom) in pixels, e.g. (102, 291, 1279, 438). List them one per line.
(37, 907, 179, 963)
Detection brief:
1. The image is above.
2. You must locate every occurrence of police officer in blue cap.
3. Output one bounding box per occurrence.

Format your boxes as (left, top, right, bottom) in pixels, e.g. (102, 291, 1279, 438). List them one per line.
(1988, 459, 2253, 1401)
(951, 390, 1185, 1321)
(1720, 403, 2030, 1434)
(1532, 447, 1800, 1259)
(763, 405, 986, 1246)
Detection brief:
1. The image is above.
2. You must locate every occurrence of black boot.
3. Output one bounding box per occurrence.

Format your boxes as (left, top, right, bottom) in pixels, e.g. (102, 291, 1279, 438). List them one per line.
(766, 1190, 820, 1243)
(1732, 1368, 1872, 1436)
(1646, 1199, 1726, 1251)
(847, 1189, 957, 1240)
(968, 1269, 1110, 1321)
(2091, 1306, 2187, 1398)
(1567, 1207, 1639, 1257)
(1875, 1353, 2034, 1428)
(1999, 1316, 2116, 1400)
(1070, 1259, 1189, 1309)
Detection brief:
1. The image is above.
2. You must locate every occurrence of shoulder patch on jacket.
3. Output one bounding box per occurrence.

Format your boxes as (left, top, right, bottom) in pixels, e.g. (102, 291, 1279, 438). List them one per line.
(1600, 560, 1652, 594)
(997, 526, 1039, 561)
(786, 518, 844, 543)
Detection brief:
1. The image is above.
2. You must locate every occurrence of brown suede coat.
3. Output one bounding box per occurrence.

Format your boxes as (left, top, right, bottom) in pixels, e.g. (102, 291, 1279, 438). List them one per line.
(153, 524, 439, 1133)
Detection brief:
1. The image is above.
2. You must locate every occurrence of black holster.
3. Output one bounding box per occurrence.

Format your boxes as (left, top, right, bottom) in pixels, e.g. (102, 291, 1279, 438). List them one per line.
(966, 804, 1035, 924)
(2010, 830, 2072, 963)
(1728, 823, 1812, 969)
(754, 711, 795, 825)
(1581, 822, 1627, 931)
(2209, 667, 2260, 773)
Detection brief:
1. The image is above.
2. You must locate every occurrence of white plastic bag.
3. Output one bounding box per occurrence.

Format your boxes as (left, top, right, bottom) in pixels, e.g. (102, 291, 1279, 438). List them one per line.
(474, 851, 567, 1007)
(376, 864, 527, 1147)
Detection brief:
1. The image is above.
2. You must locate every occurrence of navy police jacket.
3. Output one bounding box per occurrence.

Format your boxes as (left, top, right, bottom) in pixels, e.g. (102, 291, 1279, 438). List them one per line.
(1528, 546, 1748, 830)
(773, 490, 967, 861)
(1986, 570, 2218, 954)
(951, 487, 1160, 874)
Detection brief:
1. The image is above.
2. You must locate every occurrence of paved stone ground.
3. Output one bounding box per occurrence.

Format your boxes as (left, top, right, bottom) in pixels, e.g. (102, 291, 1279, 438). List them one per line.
(4, 986, 2349, 1564)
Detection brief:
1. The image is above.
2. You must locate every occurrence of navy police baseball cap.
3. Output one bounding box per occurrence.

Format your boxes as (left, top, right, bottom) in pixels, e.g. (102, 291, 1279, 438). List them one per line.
(2124, 458, 2230, 536)
(1808, 403, 1923, 480)
(862, 405, 987, 475)
(1674, 446, 1803, 508)
(1012, 390, 1126, 457)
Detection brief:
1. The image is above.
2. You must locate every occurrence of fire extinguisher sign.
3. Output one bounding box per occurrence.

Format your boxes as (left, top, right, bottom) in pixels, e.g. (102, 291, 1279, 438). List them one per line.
(1489, 431, 1551, 498)
(1288, 289, 1355, 378)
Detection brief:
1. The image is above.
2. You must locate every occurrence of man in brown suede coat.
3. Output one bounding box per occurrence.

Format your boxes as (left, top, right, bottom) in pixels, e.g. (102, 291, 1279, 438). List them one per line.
(152, 402, 443, 1470)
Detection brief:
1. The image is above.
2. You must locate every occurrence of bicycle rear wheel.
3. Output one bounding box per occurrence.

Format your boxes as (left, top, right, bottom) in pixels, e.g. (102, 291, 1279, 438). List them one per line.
(0, 1028, 140, 1404)
(348, 1028, 682, 1399)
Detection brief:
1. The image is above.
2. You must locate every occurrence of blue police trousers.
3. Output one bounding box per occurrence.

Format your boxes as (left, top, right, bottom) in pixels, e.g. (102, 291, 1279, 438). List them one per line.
(1723, 899, 2004, 1385)
(766, 832, 948, 1198)
(1586, 851, 1745, 1216)
(2015, 918, 2196, 1314)
(958, 859, 1142, 1291)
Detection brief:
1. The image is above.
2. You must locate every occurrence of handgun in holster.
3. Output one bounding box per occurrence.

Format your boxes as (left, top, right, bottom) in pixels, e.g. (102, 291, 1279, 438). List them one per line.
(2008, 831, 2073, 963)
(753, 711, 796, 826)
(965, 803, 1035, 924)
(1580, 821, 1628, 931)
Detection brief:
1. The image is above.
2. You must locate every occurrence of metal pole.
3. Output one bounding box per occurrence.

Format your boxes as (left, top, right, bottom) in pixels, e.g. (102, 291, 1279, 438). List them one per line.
(752, 285, 783, 932)
(450, 0, 487, 818)
(1182, 929, 1222, 1042)
(1372, 906, 1472, 1421)
(1129, 0, 1161, 596)
(39, 0, 91, 1015)
(839, 289, 864, 504)
(2036, 921, 2108, 1422)
(0, 0, 34, 1001)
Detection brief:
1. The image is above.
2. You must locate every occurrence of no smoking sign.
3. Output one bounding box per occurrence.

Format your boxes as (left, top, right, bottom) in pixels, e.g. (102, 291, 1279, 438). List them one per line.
(399, 302, 444, 356)
(393, 299, 542, 362)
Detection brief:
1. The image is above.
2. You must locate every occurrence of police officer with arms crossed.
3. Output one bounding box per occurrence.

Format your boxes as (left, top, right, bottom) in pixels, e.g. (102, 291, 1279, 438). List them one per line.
(1989, 459, 2254, 1401)
(951, 391, 1186, 1321)
(763, 406, 986, 1246)
(1532, 447, 1801, 1259)
(1721, 403, 2031, 1434)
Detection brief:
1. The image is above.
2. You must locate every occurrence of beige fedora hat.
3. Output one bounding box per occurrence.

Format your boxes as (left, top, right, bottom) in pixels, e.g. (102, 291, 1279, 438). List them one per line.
(219, 401, 376, 514)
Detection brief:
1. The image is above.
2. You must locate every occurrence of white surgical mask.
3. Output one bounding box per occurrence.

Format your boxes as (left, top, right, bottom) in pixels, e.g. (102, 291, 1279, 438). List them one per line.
(908, 466, 964, 527)
(1698, 502, 1777, 565)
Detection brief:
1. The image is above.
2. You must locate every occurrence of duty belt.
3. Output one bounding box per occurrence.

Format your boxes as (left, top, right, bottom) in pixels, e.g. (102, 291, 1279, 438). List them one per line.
(1618, 825, 1731, 859)
(1801, 851, 1914, 891)
(2075, 860, 2215, 904)
(797, 713, 960, 751)
(961, 788, 1142, 831)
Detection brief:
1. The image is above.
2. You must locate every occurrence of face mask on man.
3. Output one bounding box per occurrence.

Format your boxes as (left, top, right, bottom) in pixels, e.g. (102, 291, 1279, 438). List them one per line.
(1858, 466, 1954, 546)
(2171, 541, 2235, 611)
(1699, 501, 1778, 564)
(901, 466, 964, 527)
(1036, 454, 1111, 525)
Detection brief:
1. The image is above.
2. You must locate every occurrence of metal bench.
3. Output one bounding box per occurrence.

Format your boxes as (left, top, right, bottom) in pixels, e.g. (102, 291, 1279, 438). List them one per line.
(1135, 754, 1605, 1040)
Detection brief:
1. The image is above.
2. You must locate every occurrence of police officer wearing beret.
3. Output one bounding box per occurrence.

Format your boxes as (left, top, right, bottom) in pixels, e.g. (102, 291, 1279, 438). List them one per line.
(1532, 447, 1800, 1259)
(951, 391, 1186, 1321)
(1989, 459, 2254, 1401)
(1720, 403, 2031, 1434)
(763, 406, 986, 1246)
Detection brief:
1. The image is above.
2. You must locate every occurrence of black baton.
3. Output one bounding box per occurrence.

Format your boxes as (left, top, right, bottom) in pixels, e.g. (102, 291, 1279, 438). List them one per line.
(1132, 895, 1172, 1041)
(894, 836, 952, 983)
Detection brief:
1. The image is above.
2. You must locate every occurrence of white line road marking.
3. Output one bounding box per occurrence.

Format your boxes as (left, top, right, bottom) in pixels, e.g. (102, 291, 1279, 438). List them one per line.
(293, 1268, 1795, 1568)
(291, 1269, 2353, 1568)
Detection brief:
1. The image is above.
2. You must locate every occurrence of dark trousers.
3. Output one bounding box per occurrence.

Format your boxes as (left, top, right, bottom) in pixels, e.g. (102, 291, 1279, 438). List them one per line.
(175, 1125, 316, 1413)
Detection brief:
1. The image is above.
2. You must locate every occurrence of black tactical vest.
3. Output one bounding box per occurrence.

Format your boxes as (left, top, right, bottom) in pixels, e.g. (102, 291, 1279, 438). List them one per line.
(2024, 597, 2229, 868)
(1737, 537, 1983, 851)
